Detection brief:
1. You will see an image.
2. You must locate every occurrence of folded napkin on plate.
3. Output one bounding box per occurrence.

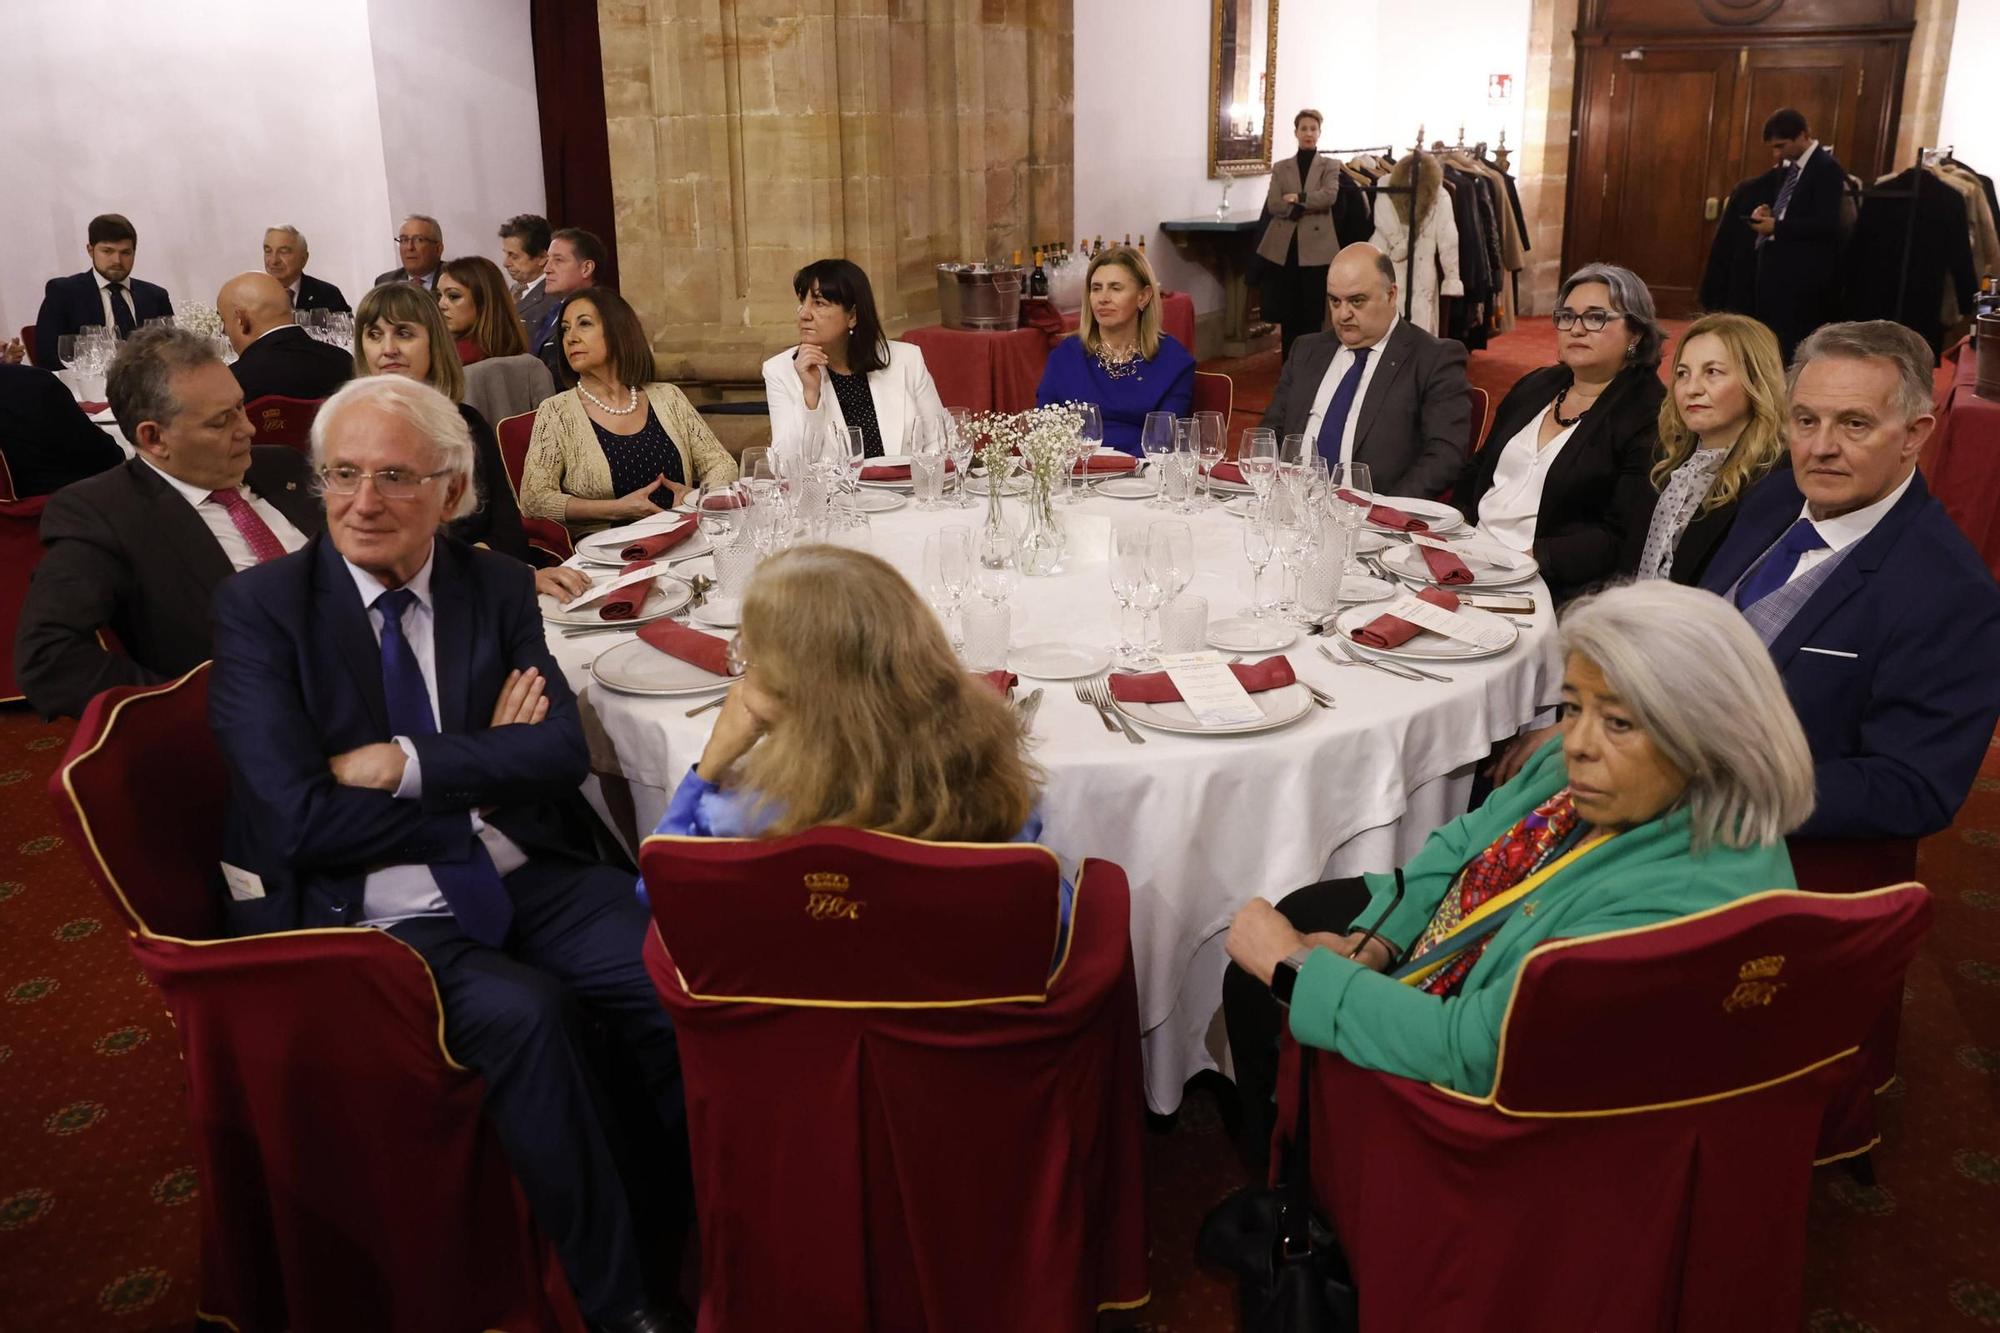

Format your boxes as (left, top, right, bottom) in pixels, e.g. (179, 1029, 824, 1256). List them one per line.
(80, 400, 110, 415)
(597, 560, 657, 621)
(977, 669, 1019, 694)
(1352, 587, 1460, 650)
(1417, 543, 1474, 586)
(1108, 656, 1296, 704)
(1076, 453, 1138, 474)
(620, 517, 698, 561)
(1336, 489, 1428, 532)
(636, 620, 735, 677)
(860, 459, 956, 481)
(1210, 461, 1245, 485)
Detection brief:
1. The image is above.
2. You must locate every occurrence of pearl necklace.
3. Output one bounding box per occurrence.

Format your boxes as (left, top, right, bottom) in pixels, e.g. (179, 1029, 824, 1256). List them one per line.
(578, 382, 640, 415)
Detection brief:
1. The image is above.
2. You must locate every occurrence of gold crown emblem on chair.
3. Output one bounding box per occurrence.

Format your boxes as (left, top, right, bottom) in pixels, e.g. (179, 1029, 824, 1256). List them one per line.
(803, 872, 852, 894)
(1737, 954, 1785, 981)
(1722, 954, 1787, 1012)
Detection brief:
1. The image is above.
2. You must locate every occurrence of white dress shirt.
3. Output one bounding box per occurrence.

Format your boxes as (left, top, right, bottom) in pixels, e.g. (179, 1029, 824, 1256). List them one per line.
(513, 274, 545, 303)
(1302, 316, 1397, 465)
(341, 552, 528, 930)
(1475, 403, 1579, 552)
(94, 269, 135, 331)
(1786, 468, 1915, 586)
(138, 456, 308, 572)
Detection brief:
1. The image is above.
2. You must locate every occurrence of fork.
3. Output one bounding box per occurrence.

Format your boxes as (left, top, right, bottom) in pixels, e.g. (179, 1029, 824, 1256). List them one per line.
(1084, 676, 1146, 745)
(1073, 678, 1119, 733)
(1318, 639, 1424, 682)
(1338, 637, 1452, 683)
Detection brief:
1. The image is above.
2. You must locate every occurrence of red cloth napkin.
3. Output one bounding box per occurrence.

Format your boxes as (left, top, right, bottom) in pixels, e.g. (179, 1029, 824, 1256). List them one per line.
(1210, 461, 1245, 485)
(80, 400, 109, 414)
(977, 669, 1019, 694)
(619, 517, 698, 561)
(1336, 489, 1428, 532)
(860, 459, 956, 481)
(1352, 587, 1460, 650)
(1417, 543, 1474, 586)
(637, 620, 735, 677)
(1076, 453, 1139, 474)
(598, 560, 658, 621)
(1107, 656, 1296, 704)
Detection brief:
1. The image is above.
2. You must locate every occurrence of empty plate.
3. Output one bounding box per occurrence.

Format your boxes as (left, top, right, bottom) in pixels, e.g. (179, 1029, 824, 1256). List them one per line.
(691, 597, 744, 629)
(1011, 642, 1112, 680)
(538, 575, 693, 627)
(1096, 475, 1159, 500)
(845, 488, 908, 513)
(1338, 574, 1397, 602)
(1206, 617, 1297, 652)
(588, 638, 738, 697)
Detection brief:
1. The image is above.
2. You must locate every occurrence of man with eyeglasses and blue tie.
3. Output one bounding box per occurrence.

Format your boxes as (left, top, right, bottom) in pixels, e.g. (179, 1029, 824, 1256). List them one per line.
(206, 373, 689, 1333)
(33, 213, 174, 368)
(1746, 108, 1845, 360)
(1701, 320, 2000, 846)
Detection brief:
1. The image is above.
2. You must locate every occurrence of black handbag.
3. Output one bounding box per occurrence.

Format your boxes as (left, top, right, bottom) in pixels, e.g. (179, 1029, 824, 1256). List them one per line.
(1196, 1047, 1359, 1332)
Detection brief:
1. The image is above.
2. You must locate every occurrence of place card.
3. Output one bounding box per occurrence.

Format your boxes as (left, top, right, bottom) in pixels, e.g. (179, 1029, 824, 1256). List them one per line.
(1378, 594, 1514, 650)
(558, 561, 661, 613)
(1411, 532, 1525, 572)
(1157, 651, 1265, 727)
(594, 513, 691, 546)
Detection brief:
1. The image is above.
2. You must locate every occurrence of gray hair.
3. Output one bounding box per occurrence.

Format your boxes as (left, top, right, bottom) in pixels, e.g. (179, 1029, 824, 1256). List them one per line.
(1558, 262, 1664, 370)
(106, 326, 224, 441)
(266, 223, 308, 250)
(401, 214, 443, 241)
(1559, 581, 1815, 854)
(1789, 320, 1935, 422)
(309, 375, 478, 522)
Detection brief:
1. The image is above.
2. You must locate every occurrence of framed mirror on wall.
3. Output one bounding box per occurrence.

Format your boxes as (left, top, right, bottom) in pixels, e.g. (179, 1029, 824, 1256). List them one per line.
(1209, 0, 1279, 178)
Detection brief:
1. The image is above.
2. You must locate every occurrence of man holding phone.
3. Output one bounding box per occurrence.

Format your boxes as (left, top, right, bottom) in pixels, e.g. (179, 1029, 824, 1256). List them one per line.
(1746, 108, 1846, 360)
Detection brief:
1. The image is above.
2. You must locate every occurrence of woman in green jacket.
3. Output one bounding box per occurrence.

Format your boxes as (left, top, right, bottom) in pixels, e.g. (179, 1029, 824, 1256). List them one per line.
(1223, 580, 1815, 1158)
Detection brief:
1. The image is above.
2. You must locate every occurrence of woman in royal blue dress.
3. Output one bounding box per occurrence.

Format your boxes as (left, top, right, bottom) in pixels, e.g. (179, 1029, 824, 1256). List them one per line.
(644, 544, 1072, 947)
(1035, 244, 1195, 456)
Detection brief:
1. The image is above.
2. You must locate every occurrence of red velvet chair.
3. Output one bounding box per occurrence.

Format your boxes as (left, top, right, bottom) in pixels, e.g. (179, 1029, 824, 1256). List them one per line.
(1468, 385, 1491, 451)
(47, 665, 586, 1333)
(1193, 369, 1233, 421)
(0, 491, 47, 703)
(244, 394, 324, 450)
(497, 409, 575, 563)
(640, 828, 1150, 1332)
(1275, 884, 1932, 1333)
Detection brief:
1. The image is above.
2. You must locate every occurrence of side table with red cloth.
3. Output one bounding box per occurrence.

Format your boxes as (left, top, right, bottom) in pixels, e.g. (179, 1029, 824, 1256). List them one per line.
(1273, 885, 1932, 1333)
(1920, 349, 2000, 581)
(904, 291, 1199, 414)
(640, 827, 1149, 1332)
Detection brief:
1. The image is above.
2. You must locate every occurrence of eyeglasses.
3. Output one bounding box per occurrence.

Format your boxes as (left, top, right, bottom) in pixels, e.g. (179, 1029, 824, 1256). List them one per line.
(1552, 308, 1618, 332)
(394, 234, 437, 247)
(318, 465, 452, 500)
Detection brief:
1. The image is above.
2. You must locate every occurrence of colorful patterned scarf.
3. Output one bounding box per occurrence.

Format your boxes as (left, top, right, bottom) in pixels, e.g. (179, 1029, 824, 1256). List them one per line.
(1405, 789, 1582, 997)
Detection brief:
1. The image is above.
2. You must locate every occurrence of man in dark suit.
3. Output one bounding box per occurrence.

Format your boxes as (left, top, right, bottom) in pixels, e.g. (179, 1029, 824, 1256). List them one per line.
(0, 363, 124, 496)
(1701, 320, 2000, 840)
(1747, 108, 1846, 360)
(206, 374, 685, 1333)
(535, 227, 607, 377)
(263, 224, 350, 313)
(372, 213, 445, 291)
(500, 212, 555, 339)
(219, 272, 354, 403)
(33, 213, 173, 369)
(14, 327, 321, 719)
(1258, 242, 1471, 498)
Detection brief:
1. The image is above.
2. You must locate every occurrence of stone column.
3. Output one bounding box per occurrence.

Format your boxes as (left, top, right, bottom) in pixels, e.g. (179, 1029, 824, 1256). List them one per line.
(599, 0, 1074, 390)
(1516, 0, 1579, 315)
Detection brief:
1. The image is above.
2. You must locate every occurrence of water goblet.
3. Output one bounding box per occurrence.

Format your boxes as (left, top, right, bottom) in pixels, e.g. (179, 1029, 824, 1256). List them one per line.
(1328, 460, 1375, 577)
(974, 523, 1019, 605)
(1242, 503, 1277, 619)
(923, 526, 972, 648)
(1140, 411, 1176, 509)
(1072, 402, 1105, 503)
(1112, 523, 1165, 667)
(1192, 411, 1225, 507)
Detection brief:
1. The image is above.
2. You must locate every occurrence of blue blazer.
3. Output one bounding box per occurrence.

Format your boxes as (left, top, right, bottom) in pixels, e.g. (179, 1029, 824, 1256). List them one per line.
(1700, 467, 2000, 839)
(34, 271, 173, 368)
(1035, 333, 1195, 455)
(208, 533, 599, 936)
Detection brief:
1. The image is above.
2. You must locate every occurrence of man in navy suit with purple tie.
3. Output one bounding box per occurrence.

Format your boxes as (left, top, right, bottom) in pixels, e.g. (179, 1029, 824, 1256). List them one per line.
(34, 213, 173, 369)
(206, 374, 687, 1333)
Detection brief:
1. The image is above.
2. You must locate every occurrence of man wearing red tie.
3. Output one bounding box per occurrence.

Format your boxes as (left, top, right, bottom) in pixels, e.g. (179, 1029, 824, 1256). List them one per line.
(13, 326, 322, 718)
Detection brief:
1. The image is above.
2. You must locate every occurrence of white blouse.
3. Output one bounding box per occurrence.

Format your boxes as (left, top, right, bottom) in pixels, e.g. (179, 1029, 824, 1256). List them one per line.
(1476, 404, 1579, 552)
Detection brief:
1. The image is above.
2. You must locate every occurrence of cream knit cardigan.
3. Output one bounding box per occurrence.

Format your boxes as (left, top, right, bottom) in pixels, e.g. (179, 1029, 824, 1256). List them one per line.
(521, 383, 740, 536)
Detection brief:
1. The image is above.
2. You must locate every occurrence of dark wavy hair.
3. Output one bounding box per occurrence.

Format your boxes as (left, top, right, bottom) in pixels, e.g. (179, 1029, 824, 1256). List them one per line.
(791, 258, 889, 376)
(442, 255, 526, 359)
(552, 287, 656, 389)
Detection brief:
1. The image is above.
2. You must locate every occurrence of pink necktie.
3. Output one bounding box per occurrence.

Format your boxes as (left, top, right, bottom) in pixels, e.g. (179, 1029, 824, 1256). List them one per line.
(207, 488, 287, 564)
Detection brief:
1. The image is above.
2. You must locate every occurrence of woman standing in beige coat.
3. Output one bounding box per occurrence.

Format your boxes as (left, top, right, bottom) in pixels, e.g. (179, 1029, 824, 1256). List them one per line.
(1257, 109, 1372, 362)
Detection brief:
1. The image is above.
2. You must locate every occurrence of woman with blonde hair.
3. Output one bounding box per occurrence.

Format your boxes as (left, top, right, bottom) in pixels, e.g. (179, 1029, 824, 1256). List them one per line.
(1623, 312, 1789, 584)
(1034, 243, 1195, 455)
(646, 545, 1068, 928)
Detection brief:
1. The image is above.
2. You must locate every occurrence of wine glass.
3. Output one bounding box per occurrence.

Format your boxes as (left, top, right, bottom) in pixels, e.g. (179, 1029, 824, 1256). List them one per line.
(1111, 524, 1163, 667)
(57, 334, 79, 368)
(1191, 411, 1225, 508)
(1271, 490, 1318, 621)
(1147, 521, 1195, 630)
(1139, 411, 1176, 509)
(911, 417, 949, 511)
(1074, 402, 1105, 500)
(1239, 430, 1280, 505)
(974, 523, 1019, 604)
(1242, 502, 1277, 618)
(942, 411, 976, 509)
(922, 526, 972, 648)
(1328, 460, 1375, 577)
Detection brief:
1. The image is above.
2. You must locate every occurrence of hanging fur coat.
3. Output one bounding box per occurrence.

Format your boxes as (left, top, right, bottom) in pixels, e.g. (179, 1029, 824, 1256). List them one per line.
(1369, 151, 1462, 335)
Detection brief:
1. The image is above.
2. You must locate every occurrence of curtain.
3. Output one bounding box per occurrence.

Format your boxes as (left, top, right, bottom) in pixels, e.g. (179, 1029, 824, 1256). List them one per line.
(530, 0, 619, 291)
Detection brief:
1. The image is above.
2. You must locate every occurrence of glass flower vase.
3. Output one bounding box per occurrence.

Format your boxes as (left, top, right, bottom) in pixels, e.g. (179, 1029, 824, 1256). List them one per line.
(1017, 467, 1066, 576)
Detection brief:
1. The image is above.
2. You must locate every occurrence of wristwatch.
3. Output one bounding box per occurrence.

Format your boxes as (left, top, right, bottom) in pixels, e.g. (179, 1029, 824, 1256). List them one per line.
(1269, 947, 1313, 1007)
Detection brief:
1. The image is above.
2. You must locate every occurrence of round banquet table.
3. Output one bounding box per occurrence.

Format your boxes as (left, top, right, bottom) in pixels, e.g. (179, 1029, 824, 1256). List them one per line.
(541, 485, 1563, 1112)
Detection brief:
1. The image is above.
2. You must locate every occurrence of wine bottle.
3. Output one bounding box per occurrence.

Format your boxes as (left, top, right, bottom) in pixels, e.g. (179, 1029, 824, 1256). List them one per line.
(1030, 249, 1048, 297)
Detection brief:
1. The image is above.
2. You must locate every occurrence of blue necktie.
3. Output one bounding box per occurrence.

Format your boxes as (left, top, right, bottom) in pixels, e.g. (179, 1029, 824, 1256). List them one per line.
(105, 281, 136, 337)
(374, 588, 514, 947)
(533, 305, 560, 352)
(1314, 347, 1372, 464)
(1757, 162, 1799, 250)
(1734, 517, 1828, 610)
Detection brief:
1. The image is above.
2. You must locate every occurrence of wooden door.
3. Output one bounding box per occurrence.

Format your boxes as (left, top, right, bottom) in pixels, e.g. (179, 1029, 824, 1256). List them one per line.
(1567, 46, 1741, 318)
(1730, 42, 1903, 187)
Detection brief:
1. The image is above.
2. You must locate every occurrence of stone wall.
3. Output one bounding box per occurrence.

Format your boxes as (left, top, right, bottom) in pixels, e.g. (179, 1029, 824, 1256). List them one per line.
(599, 0, 1073, 389)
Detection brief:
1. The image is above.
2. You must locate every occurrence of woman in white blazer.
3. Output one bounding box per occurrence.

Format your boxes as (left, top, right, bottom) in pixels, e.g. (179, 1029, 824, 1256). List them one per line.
(762, 258, 945, 456)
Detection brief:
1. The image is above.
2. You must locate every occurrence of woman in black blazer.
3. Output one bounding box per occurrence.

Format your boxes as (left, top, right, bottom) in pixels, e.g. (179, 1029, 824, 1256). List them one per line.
(1622, 313, 1788, 585)
(1454, 262, 1666, 604)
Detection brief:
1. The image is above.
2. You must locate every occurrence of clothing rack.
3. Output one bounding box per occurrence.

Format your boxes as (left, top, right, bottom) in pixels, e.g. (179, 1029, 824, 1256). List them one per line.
(1875, 146, 1938, 315)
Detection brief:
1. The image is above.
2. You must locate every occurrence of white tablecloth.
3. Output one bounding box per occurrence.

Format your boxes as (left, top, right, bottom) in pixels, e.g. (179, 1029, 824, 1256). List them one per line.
(542, 489, 1562, 1111)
